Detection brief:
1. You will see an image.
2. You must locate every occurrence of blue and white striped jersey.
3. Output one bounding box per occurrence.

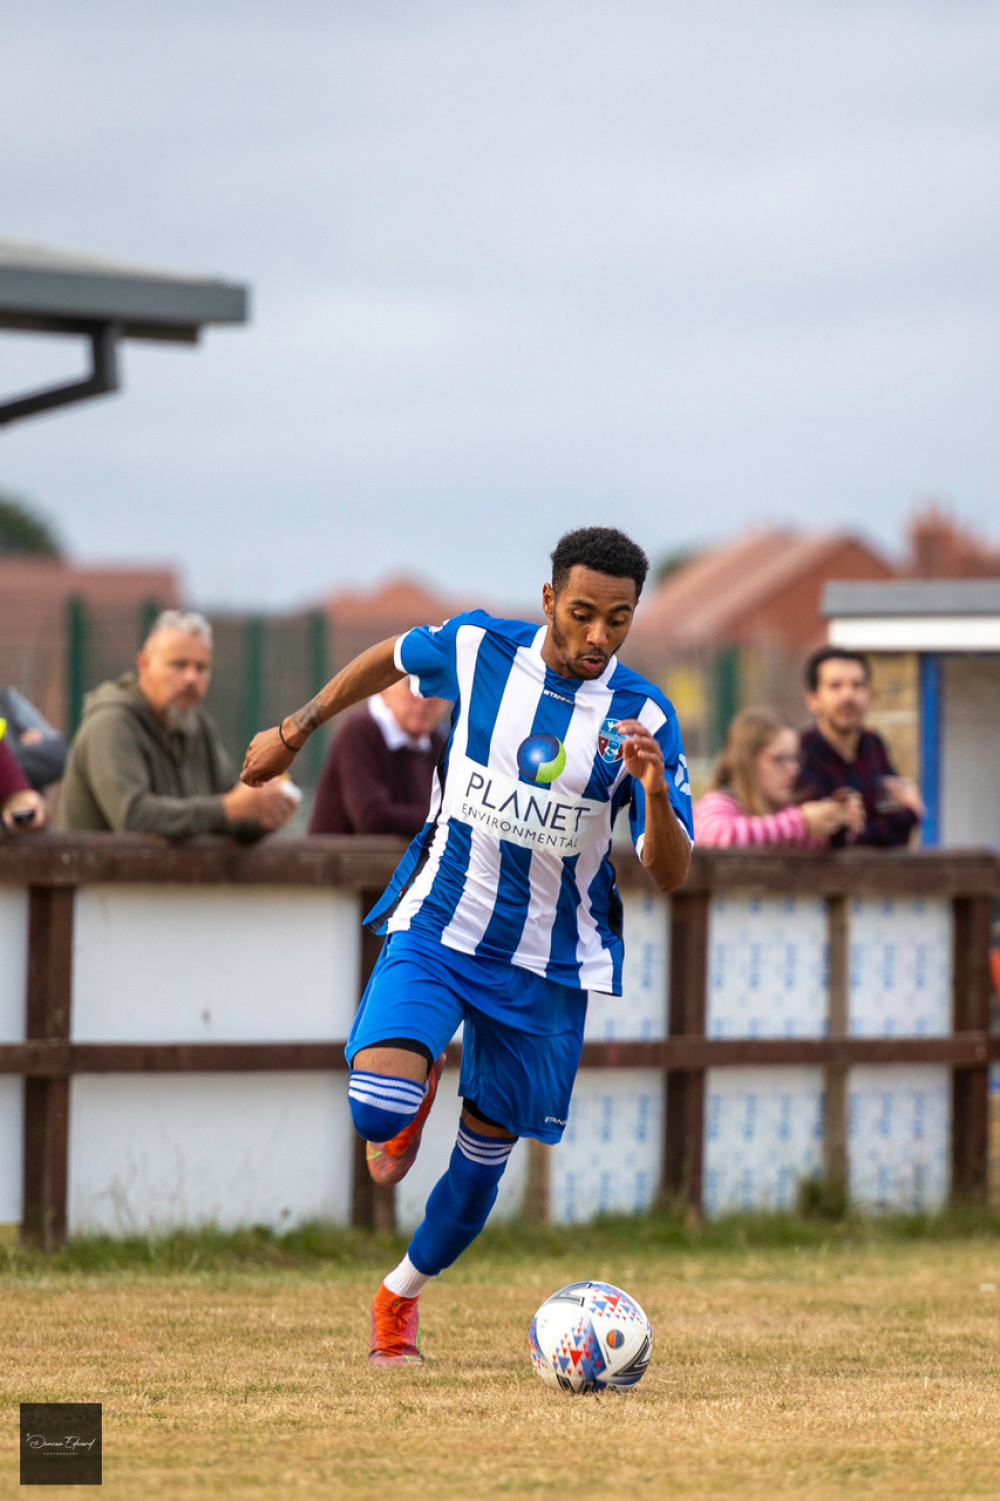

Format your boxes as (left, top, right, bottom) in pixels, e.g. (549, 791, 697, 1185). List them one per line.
(366, 611, 693, 995)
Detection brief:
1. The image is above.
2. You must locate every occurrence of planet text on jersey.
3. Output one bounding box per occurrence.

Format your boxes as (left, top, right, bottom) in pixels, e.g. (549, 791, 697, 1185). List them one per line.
(443, 754, 605, 856)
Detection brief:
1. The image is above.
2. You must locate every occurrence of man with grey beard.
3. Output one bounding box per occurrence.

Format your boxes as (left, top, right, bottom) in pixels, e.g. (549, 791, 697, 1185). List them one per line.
(59, 611, 296, 841)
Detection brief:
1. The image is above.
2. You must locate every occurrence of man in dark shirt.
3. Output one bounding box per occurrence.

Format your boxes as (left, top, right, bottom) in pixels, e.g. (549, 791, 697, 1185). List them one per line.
(797, 646, 923, 848)
(308, 677, 448, 835)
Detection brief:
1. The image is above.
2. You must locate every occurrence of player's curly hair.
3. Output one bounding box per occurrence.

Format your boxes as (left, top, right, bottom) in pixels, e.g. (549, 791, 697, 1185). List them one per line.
(549, 528, 649, 597)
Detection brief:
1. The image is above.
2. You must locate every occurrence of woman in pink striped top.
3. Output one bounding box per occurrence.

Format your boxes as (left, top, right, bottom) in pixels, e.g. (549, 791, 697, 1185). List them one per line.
(694, 709, 863, 848)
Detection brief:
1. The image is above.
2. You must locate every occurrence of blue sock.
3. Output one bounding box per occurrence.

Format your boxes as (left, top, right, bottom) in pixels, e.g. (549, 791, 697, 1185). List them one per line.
(408, 1122, 515, 1276)
(348, 1070, 425, 1142)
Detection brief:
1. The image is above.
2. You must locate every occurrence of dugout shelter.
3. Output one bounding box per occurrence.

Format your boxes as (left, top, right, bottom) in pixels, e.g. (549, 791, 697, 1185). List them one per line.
(824, 579, 1000, 848)
(0, 237, 247, 426)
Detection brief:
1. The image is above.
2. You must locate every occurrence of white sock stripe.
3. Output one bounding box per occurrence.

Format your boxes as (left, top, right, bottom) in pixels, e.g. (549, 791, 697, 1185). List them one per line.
(349, 1071, 425, 1097)
(348, 1080, 425, 1107)
(350, 1071, 425, 1094)
(349, 1075, 425, 1111)
(346, 1080, 423, 1104)
(459, 1141, 514, 1165)
(349, 1093, 424, 1116)
(457, 1127, 511, 1147)
(457, 1127, 514, 1165)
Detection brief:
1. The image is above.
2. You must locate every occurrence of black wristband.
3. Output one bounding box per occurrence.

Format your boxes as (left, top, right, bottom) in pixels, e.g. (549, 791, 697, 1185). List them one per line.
(277, 720, 298, 753)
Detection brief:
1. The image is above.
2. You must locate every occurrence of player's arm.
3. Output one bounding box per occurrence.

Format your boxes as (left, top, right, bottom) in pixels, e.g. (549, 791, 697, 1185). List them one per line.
(618, 718, 692, 893)
(241, 636, 404, 785)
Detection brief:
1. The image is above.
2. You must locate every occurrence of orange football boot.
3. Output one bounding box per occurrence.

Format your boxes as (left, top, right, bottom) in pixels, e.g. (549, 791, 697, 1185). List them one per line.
(369, 1281, 424, 1365)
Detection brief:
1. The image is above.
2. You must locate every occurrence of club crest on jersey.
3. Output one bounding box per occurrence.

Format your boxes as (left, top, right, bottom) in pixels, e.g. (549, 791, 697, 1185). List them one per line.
(597, 717, 625, 764)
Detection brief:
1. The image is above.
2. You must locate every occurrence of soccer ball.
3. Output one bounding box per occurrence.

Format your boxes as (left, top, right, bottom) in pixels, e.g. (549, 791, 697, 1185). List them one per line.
(529, 1281, 653, 1394)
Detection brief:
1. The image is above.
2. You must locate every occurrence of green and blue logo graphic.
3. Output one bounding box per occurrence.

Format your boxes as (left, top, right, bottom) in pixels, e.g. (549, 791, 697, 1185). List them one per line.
(516, 732, 566, 785)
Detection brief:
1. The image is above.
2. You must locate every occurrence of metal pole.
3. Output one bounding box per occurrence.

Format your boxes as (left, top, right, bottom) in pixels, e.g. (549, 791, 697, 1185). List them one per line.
(306, 610, 329, 786)
(919, 652, 942, 847)
(65, 595, 88, 738)
(242, 617, 265, 755)
(714, 646, 739, 755)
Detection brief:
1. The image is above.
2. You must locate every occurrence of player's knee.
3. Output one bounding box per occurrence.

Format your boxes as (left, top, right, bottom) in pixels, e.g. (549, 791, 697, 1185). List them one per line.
(348, 1070, 425, 1142)
(449, 1122, 515, 1208)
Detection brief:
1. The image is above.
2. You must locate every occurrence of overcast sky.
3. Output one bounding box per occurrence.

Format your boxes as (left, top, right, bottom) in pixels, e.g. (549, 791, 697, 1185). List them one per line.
(3, 1, 999, 610)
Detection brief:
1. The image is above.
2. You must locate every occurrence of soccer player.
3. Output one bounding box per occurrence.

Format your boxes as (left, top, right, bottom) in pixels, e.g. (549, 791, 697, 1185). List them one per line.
(242, 528, 693, 1364)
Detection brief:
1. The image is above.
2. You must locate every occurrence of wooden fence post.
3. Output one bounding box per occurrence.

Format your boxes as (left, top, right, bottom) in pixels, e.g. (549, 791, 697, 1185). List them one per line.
(21, 887, 74, 1251)
(663, 891, 709, 1213)
(951, 894, 993, 1203)
(823, 895, 850, 1205)
(350, 893, 397, 1233)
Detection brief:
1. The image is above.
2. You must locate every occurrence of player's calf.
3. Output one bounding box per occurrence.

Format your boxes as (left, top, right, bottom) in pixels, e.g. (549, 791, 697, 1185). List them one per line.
(408, 1120, 515, 1274)
(367, 1121, 516, 1365)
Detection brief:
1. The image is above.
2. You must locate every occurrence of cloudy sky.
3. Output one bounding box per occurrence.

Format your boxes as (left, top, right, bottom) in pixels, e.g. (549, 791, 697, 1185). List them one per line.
(3, 1, 999, 609)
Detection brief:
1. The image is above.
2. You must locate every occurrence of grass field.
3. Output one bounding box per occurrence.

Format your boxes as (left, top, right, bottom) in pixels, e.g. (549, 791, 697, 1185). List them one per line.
(3, 1215, 1000, 1500)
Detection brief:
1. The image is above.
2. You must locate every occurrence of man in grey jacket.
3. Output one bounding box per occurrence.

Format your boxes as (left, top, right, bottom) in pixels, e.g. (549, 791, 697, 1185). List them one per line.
(59, 611, 295, 841)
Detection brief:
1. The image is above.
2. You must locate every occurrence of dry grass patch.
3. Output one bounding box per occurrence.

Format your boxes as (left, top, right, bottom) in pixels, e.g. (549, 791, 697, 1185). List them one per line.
(2, 1238, 1000, 1498)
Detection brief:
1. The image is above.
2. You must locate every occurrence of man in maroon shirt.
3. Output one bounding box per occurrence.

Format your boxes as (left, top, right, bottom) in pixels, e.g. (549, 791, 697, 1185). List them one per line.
(797, 646, 924, 848)
(308, 678, 448, 835)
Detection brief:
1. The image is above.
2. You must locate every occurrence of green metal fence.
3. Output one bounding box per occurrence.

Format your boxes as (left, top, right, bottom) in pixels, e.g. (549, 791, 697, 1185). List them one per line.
(58, 597, 811, 812)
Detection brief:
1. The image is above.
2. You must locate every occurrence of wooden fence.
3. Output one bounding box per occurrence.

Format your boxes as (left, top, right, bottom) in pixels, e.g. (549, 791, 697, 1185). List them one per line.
(0, 835, 997, 1248)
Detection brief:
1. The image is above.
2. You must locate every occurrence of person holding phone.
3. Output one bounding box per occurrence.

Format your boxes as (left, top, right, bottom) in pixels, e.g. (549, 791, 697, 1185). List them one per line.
(695, 708, 863, 847)
(0, 723, 46, 831)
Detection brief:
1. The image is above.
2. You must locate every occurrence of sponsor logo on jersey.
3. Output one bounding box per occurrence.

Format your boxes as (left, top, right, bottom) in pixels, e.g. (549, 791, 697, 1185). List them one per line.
(444, 754, 605, 856)
(597, 716, 625, 764)
(516, 732, 566, 784)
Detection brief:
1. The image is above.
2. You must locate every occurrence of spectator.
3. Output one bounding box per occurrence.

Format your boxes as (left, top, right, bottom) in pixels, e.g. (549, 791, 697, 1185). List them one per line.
(309, 678, 448, 835)
(0, 732, 46, 831)
(0, 687, 67, 792)
(695, 708, 863, 847)
(58, 610, 296, 841)
(798, 647, 923, 848)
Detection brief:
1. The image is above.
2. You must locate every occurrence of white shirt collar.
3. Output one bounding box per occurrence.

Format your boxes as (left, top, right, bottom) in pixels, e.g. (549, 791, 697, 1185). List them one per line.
(368, 693, 432, 752)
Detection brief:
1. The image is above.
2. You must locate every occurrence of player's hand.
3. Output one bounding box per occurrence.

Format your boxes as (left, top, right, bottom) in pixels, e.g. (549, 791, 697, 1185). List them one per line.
(616, 719, 665, 795)
(223, 779, 297, 831)
(241, 727, 298, 786)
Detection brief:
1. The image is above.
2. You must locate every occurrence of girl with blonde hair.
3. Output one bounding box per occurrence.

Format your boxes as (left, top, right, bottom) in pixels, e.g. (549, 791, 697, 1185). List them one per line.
(694, 708, 862, 847)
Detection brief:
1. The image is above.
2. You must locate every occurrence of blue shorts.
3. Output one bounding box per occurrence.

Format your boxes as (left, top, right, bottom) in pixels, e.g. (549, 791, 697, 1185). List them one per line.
(346, 931, 588, 1144)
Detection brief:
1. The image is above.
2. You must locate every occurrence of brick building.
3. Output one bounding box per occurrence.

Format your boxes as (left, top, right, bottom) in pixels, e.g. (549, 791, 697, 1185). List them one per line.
(626, 527, 895, 759)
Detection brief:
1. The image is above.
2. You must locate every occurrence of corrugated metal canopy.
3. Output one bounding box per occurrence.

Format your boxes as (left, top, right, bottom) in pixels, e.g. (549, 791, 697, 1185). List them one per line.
(0, 239, 249, 426)
(824, 580, 1000, 618)
(0, 238, 248, 342)
(824, 579, 1000, 652)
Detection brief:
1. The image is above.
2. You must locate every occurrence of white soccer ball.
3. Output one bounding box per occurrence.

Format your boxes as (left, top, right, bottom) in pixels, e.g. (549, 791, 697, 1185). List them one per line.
(529, 1280, 653, 1394)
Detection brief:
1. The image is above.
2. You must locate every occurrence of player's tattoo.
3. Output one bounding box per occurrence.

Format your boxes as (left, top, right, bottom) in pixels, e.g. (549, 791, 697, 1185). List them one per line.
(292, 696, 325, 735)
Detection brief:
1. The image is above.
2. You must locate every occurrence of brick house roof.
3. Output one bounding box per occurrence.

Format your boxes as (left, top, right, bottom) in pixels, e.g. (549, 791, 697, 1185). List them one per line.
(630, 528, 896, 650)
(321, 575, 473, 627)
